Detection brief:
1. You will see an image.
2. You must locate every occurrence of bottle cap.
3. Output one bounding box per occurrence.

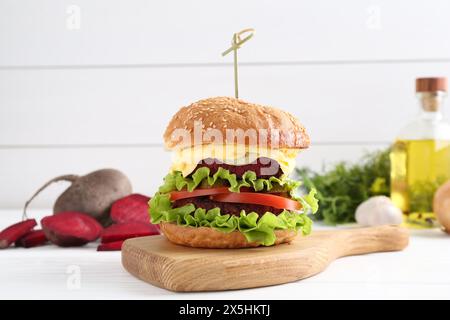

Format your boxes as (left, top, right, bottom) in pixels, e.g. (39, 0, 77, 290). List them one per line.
(416, 77, 447, 93)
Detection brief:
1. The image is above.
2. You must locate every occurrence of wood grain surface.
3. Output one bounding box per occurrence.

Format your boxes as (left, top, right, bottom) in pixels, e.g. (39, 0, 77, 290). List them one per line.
(122, 225, 409, 292)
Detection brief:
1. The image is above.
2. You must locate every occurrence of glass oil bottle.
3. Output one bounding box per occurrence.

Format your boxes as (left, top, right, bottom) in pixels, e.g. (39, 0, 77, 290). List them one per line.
(390, 77, 450, 228)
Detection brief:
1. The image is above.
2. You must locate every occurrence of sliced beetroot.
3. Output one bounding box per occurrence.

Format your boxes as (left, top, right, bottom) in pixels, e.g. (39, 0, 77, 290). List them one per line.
(0, 219, 37, 249)
(41, 211, 103, 247)
(97, 240, 124, 251)
(110, 194, 152, 224)
(15, 230, 48, 248)
(101, 222, 160, 243)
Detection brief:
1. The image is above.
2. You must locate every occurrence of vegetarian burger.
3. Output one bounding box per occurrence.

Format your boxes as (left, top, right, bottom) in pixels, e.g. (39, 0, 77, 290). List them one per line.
(149, 97, 318, 248)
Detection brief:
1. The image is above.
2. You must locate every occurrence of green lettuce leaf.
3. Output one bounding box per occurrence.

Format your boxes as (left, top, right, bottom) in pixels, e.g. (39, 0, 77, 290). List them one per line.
(291, 188, 319, 214)
(158, 167, 302, 194)
(158, 167, 318, 214)
(149, 192, 314, 246)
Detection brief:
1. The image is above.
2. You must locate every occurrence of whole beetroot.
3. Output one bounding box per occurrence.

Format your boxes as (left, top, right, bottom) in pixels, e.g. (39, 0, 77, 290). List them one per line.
(23, 169, 132, 226)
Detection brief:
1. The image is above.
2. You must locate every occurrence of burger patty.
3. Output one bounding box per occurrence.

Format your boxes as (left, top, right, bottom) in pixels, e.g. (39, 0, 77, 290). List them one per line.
(191, 157, 282, 179)
(173, 196, 284, 216)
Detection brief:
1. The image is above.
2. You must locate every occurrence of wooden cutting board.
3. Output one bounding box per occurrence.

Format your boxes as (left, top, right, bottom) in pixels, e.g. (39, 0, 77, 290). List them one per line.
(121, 225, 409, 292)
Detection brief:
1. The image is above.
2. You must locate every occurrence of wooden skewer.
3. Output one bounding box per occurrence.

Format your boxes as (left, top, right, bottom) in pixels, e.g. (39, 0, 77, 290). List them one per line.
(222, 28, 255, 99)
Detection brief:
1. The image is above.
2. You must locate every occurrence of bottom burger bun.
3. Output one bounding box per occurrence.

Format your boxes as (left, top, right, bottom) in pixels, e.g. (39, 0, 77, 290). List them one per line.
(160, 221, 298, 248)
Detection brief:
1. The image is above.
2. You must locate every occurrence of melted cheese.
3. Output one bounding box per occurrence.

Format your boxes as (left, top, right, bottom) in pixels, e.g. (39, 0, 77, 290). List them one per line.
(170, 144, 300, 177)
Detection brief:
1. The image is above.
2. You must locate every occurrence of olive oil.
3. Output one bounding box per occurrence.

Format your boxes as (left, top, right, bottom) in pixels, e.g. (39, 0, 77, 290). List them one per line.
(390, 139, 450, 226)
(390, 77, 450, 228)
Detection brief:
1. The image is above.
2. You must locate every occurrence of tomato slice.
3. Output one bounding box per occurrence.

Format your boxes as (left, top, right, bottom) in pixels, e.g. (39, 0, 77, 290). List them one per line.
(170, 187, 231, 201)
(211, 192, 301, 211)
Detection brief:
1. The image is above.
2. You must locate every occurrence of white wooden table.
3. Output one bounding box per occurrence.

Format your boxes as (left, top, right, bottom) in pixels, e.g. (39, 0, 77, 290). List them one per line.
(1, 209, 450, 300)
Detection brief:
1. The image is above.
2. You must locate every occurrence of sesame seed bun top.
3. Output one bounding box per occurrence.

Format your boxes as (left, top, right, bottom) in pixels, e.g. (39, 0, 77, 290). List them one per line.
(164, 97, 310, 150)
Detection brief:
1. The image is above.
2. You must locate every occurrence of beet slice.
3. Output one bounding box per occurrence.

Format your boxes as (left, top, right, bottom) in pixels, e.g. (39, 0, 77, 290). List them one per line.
(0, 219, 37, 249)
(110, 194, 152, 224)
(41, 211, 103, 247)
(97, 240, 124, 251)
(15, 230, 48, 248)
(101, 222, 160, 243)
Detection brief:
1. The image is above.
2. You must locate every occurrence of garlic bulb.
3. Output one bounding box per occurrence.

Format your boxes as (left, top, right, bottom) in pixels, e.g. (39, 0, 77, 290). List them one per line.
(355, 196, 403, 226)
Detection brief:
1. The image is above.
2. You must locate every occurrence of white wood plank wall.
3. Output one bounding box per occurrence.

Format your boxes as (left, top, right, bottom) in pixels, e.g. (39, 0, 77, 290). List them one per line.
(1, 0, 450, 208)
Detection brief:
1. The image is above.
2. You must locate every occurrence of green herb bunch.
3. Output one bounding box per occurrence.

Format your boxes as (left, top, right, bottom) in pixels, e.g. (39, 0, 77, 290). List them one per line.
(296, 148, 391, 225)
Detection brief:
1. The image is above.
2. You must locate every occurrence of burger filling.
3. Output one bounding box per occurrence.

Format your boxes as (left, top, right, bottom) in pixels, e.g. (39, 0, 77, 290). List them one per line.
(192, 157, 282, 179)
(173, 197, 284, 216)
(149, 157, 318, 246)
(170, 144, 298, 178)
